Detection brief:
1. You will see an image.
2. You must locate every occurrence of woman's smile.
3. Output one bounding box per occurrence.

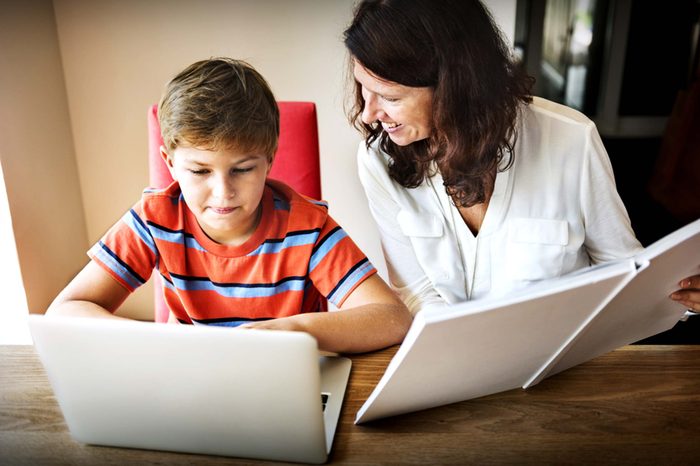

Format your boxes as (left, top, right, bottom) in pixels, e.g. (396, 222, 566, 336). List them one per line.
(381, 121, 403, 133)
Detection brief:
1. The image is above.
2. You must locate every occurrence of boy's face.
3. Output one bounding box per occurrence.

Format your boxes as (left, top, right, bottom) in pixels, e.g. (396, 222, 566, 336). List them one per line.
(162, 145, 272, 246)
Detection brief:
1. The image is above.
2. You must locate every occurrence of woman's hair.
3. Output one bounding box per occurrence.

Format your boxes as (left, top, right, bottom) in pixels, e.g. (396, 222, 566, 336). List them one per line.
(159, 57, 279, 159)
(344, 0, 534, 207)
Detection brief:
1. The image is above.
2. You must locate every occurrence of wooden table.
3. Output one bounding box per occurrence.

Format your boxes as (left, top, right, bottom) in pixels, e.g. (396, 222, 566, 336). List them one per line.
(2, 345, 699, 465)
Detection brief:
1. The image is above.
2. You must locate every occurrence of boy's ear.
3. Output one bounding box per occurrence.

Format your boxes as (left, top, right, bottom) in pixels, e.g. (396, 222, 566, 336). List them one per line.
(160, 145, 175, 172)
(265, 155, 275, 175)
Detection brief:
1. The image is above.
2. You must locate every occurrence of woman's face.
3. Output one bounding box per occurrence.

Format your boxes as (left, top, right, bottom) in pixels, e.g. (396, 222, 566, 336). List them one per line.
(353, 60, 433, 146)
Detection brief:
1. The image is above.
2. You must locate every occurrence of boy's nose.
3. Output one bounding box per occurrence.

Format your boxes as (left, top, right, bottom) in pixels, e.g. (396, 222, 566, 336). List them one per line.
(211, 175, 235, 200)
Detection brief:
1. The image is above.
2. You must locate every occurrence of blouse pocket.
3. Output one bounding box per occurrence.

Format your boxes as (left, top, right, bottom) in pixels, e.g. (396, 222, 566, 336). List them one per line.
(396, 210, 443, 237)
(395, 210, 459, 299)
(506, 218, 568, 281)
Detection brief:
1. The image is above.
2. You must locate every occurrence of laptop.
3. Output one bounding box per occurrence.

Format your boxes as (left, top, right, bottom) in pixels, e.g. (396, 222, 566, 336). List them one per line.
(29, 315, 351, 464)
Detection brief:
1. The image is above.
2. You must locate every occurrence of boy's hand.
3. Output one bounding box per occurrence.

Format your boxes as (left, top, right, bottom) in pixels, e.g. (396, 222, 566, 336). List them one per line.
(239, 275, 412, 353)
(239, 315, 304, 332)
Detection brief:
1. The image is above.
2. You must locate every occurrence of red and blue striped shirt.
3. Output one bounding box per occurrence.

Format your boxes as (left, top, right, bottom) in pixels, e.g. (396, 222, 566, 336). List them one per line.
(89, 180, 376, 326)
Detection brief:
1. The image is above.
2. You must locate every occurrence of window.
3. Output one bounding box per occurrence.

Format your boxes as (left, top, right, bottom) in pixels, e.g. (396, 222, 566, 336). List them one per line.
(0, 161, 32, 344)
(515, 0, 699, 136)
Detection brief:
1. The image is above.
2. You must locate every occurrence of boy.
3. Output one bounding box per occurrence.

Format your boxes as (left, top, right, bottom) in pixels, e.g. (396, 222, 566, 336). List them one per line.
(47, 58, 412, 353)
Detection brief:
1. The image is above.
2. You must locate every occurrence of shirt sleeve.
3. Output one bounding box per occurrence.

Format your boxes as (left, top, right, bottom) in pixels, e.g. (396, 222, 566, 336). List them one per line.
(88, 201, 158, 292)
(308, 214, 377, 308)
(357, 142, 448, 315)
(580, 123, 644, 263)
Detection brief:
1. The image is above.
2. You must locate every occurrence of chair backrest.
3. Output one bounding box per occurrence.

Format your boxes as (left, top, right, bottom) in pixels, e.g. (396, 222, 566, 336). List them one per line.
(147, 102, 322, 322)
(148, 102, 322, 197)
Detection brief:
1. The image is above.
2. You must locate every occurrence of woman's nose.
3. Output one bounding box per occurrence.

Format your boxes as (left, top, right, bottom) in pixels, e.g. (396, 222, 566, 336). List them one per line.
(361, 94, 381, 125)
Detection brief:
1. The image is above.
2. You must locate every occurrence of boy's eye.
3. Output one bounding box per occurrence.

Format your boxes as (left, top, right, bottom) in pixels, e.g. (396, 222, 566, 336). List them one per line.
(189, 169, 210, 175)
(231, 166, 255, 174)
(186, 165, 256, 176)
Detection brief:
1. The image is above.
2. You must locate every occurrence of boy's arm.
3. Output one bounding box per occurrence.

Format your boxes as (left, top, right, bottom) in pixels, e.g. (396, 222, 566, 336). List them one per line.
(46, 260, 132, 319)
(241, 274, 412, 353)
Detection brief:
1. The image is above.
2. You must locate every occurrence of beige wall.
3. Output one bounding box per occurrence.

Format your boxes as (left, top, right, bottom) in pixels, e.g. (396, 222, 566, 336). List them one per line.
(1, 0, 514, 321)
(53, 0, 365, 319)
(0, 0, 88, 314)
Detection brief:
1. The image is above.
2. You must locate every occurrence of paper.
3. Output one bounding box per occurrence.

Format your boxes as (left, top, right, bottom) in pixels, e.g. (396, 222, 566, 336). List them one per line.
(355, 218, 700, 424)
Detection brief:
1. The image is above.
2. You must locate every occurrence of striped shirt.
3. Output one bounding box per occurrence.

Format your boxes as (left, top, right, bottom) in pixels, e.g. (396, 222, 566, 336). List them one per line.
(89, 179, 376, 326)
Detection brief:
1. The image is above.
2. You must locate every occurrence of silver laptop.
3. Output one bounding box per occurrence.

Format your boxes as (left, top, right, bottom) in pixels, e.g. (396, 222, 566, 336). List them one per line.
(29, 315, 351, 464)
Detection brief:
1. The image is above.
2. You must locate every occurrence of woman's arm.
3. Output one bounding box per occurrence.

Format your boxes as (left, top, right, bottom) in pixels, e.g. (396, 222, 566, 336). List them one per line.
(356, 143, 447, 314)
(46, 260, 131, 319)
(578, 126, 700, 311)
(580, 124, 643, 262)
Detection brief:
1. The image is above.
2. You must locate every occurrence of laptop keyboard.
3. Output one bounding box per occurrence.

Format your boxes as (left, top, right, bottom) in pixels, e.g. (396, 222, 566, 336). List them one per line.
(321, 392, 330, 412)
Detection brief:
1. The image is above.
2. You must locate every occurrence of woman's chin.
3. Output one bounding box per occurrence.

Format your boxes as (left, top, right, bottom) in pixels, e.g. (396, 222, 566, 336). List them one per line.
(387, 132, 426, 147)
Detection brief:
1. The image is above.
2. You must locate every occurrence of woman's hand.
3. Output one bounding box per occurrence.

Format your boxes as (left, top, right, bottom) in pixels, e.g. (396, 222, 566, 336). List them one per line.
(671, 274, 700, 312)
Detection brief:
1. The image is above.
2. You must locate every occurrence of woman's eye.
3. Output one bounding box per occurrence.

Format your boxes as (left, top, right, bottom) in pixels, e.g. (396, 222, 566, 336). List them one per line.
(381, 95, 399, 103)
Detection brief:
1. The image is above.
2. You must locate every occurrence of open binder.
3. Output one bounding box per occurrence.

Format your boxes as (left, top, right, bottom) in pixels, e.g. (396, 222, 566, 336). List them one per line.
(355, 218, 700, 424)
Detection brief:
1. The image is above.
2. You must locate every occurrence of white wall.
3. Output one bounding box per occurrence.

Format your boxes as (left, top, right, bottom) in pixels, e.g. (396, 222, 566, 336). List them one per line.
(488, 0, 517, 46)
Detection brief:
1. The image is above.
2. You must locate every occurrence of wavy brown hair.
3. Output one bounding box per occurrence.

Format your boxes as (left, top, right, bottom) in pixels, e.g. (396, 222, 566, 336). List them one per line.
(159, 58, 279, 159)
(344, 0, 534, 207)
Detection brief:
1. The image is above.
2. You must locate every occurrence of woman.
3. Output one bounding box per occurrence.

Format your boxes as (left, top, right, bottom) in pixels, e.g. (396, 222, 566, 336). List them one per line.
(344, 0, 700, 315)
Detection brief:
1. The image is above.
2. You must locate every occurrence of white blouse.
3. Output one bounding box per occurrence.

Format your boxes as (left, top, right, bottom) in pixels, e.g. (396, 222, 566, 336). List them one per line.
(357, 97, 643, 315)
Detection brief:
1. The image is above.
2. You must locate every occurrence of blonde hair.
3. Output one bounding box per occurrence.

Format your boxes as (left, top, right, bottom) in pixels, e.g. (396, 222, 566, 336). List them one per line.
(158, 58, 279, 158)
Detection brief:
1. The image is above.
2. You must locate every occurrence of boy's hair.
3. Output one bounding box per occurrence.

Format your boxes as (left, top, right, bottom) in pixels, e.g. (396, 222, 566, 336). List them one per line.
(158, 58, 279, 158)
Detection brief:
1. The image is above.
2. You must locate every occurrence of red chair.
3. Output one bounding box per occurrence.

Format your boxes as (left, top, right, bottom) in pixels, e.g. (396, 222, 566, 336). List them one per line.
(147, 102, 323, 322)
